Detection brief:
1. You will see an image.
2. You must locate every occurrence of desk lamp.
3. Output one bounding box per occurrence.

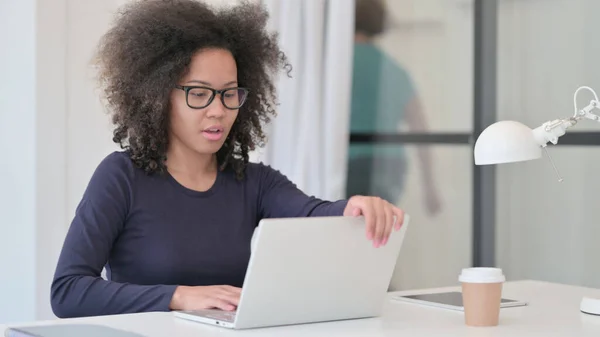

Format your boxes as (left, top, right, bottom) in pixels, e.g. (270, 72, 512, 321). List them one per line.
(473, 86, 600, 316)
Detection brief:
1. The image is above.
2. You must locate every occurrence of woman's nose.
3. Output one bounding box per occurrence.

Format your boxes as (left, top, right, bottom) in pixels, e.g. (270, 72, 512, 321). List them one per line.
(205, 97, 227, 118)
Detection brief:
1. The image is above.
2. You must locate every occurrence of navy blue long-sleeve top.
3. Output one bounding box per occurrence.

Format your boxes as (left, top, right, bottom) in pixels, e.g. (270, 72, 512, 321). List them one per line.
(50, 151, 347, 318)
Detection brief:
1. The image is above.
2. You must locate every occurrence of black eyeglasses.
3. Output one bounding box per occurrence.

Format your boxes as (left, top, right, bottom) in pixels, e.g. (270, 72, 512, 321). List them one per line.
(175, 85, 249, 110)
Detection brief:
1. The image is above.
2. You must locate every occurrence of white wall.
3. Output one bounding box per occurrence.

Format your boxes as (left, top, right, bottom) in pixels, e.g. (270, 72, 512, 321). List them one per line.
(0, 0, 37, 324)
(0, 0, 71, 324)
(36, 0, 70, 322)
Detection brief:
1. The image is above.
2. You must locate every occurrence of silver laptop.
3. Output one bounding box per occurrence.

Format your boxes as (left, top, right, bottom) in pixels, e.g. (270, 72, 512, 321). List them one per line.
(173, 214, 409, 329)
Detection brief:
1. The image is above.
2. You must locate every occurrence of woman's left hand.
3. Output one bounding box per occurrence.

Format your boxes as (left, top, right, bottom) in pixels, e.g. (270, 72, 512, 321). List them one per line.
(343, 195, 406, 248)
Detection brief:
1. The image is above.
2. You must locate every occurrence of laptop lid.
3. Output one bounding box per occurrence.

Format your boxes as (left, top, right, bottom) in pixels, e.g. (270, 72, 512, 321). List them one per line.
(234, 215, 409, 329)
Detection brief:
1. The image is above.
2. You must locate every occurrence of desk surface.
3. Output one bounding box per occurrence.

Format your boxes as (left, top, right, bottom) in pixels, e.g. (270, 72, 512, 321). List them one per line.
(3, 280, 600, 336)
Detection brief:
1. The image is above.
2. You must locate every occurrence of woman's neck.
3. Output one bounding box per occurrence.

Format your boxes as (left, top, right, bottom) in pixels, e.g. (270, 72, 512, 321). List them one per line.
(165, 141, 218, 192)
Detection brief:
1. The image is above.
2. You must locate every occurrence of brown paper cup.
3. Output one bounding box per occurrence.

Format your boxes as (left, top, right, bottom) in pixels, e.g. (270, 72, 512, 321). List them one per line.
(461, 282, 502, 326)
(459, 268, 505, 327)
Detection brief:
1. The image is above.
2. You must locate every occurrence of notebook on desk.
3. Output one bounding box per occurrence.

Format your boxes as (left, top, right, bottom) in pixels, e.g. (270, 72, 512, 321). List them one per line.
(4, 324, 145, 337)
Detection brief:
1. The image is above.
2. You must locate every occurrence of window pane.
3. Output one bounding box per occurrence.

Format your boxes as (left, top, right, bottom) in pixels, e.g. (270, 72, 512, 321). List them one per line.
(350, 0, 474, 134)
(498, 0, 600, 131)
(345, 144, 472, 290)
(497, 0, 600, 288)
(496, 147, 600, 287)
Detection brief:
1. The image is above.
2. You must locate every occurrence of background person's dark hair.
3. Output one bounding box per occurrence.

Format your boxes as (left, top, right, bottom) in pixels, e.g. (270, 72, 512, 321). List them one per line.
(93, 0, 289, 179)
(355, 0, 388, 37)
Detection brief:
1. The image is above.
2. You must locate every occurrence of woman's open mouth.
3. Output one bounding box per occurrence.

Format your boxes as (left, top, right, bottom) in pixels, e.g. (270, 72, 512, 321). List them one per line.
(202, 126, 224, 141)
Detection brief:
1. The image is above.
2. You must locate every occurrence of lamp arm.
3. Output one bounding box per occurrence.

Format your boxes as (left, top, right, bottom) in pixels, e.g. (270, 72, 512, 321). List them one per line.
(573, 86, 600, 118)
(533, 86, 600, 146)
(532, 118, 577, 146)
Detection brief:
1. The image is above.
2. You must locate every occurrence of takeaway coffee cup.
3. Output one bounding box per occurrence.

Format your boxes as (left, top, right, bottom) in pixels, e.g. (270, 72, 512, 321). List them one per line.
(458, 268, 506, 327)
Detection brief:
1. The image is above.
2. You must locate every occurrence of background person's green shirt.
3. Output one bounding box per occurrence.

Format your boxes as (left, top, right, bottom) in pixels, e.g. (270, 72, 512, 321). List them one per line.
(348, 42, 415, 159)
(346, 42, 415, 200)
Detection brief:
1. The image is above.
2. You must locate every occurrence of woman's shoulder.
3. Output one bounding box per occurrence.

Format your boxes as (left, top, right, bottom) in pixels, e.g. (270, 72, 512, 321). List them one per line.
(241, 161, 292, 188)
(96, 150, 135, 171)
(76, 151, 141, 208)
(89, 150, 139, 186)
(243, 161, 279, 178)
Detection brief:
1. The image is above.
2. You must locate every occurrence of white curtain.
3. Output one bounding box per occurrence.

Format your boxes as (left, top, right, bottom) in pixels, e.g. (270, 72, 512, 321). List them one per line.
(254, 0, 355, 201)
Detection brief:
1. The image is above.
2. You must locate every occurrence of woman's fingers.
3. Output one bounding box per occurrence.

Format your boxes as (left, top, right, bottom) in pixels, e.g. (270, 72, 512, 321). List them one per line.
(209, 298, 237, 311)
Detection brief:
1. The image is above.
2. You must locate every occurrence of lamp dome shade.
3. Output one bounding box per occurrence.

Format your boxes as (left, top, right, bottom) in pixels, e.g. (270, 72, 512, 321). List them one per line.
(474, 120, 542, 165)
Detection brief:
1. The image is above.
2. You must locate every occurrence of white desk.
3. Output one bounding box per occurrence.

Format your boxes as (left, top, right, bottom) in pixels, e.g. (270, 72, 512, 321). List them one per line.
(3, 280, 600, 336)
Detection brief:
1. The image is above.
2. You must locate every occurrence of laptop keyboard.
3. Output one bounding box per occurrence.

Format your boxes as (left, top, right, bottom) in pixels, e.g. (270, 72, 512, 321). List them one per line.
(204, 310, 236, 322)
(181, 310, 237, 323)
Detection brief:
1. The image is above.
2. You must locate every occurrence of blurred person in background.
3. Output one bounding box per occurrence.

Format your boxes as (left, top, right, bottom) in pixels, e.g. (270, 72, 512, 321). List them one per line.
(346, 0, 442, 216)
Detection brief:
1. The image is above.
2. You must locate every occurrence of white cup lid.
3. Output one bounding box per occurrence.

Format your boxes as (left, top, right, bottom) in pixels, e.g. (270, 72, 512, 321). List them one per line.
(459, 267, 505, 283)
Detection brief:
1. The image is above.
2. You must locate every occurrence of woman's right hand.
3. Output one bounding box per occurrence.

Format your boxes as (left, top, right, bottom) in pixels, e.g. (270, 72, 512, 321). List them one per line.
(169, 285, 242, 311)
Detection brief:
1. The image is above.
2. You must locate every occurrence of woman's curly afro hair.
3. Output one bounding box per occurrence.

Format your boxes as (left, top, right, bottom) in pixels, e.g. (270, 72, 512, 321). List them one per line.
(94, 0, 289, 179)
